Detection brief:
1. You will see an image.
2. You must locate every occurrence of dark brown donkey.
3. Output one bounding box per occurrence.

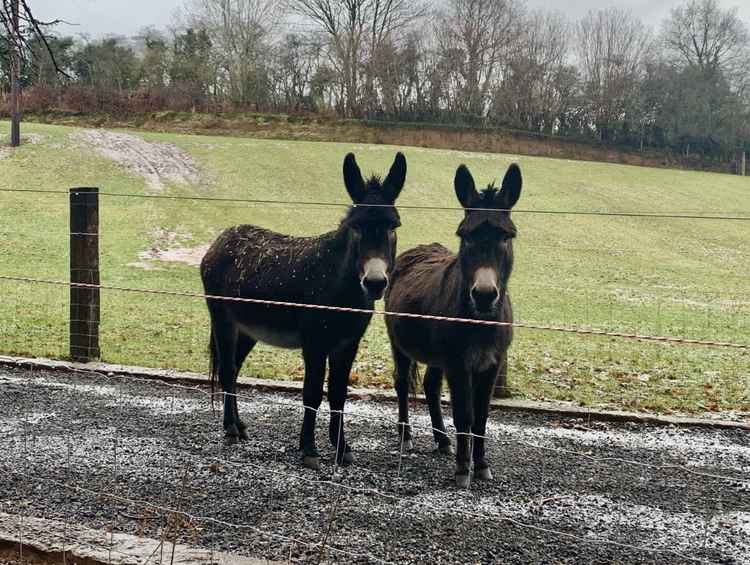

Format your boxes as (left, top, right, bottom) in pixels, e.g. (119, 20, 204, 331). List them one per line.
(385, 163, 521, 487)
(201, 153, 406, 469)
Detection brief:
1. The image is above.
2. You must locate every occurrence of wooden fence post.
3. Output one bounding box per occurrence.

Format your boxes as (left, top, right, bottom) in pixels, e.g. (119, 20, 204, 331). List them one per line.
(742, 151, 747, 177)
(493, 350, 510, 398)
(70, 187, 100, 362)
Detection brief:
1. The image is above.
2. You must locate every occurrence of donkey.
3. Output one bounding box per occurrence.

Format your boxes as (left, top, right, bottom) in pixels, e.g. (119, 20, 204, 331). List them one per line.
(385, 163, 522, 487)
(201, 152, 406, 469)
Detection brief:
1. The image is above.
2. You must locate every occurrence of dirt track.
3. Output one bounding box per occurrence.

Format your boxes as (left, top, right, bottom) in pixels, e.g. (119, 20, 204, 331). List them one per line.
(71, 130, 200, 193)
(0, 367, 748, 564)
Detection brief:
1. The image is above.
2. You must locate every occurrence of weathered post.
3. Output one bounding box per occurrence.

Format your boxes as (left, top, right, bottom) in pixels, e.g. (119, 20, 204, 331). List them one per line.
(70, 188, 100, 361)
(10, 0, 21, 147)
(493, 351, 510, 398)
(742, 151, 747, 177)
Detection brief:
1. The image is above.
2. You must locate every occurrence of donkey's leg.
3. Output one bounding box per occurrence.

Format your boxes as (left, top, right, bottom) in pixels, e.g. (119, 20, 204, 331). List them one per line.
(212, 320, 241, 443)
(446, 368, 474, 488)
(392, 346, 414, 450)
(424, 367, 451, 455)
(328, 339, 359, 466)
(232, 334, 257, 437)
(299, 348, 327, 470)
(472, 364, 499, 481)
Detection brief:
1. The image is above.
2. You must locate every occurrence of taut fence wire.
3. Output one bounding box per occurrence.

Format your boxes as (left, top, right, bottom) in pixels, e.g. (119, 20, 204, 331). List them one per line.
(2, 187, 750, 221)
(0, 275, 748, 351)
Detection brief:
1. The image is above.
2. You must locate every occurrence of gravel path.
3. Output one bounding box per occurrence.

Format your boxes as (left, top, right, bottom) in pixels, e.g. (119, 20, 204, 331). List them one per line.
(1, 367, 748, 564)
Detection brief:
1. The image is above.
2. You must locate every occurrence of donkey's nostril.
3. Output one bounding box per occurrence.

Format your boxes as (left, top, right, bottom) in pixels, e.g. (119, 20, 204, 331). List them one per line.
(471, 286, 499, 312)
(363, 275, 388, 298)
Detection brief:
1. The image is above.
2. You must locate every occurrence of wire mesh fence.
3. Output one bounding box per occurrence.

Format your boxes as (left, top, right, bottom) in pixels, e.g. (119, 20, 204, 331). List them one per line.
(1, 186, 749, 563)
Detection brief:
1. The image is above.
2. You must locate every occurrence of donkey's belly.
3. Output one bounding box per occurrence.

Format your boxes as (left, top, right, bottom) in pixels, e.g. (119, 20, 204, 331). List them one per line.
(239, 322, 302, 349)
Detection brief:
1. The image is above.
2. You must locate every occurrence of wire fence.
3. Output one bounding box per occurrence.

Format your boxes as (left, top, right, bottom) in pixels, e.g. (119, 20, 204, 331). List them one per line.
(1, 186, 749, 563)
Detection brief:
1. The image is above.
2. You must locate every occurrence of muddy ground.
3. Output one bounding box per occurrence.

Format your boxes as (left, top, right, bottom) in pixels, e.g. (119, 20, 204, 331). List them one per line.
(71, 130, 200, 193)
(0, 367, 748, 564)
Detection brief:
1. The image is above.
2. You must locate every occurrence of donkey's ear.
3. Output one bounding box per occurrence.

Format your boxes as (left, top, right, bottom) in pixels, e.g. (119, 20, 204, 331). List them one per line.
(497, 163, 522, 210)
(455, 165, 478, 208)
(343, 153, 366, 203)
(382, 152, 407, 203)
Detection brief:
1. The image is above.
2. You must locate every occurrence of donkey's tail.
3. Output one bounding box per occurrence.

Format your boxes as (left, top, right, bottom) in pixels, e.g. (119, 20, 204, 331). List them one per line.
(208, 327, 219, 412)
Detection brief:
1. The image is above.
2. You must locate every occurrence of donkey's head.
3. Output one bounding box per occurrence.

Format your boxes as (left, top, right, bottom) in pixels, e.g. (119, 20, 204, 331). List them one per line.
(342, 152, 407, 301)
(454, 163, 522, 318)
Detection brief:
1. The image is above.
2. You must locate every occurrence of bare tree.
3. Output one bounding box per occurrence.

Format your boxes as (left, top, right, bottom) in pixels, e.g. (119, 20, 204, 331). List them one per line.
(434, 0, 523, 117)
(1, 0, 66, 146)
(663, 0, 749, 76)
(182, 0, 284, 106)
(494, 10, 571, 132)
(576, 8, 652, 142)
(287, 0, 424, 116)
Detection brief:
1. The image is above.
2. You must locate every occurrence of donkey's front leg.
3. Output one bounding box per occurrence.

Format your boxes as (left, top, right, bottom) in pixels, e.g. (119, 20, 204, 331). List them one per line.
(424, 367, 452, 455)
(299, 348, 327, 470)
(328, 339, 359, 466)
(472, 364, 499, 481)
(447, 368, 474, 488)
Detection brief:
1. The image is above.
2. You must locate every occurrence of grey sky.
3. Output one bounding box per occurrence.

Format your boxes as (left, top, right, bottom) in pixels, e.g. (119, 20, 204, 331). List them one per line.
(31, 0, 750, 39)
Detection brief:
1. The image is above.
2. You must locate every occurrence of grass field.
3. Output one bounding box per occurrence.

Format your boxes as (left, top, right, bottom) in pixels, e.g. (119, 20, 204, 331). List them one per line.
(1, 121, 748, 416)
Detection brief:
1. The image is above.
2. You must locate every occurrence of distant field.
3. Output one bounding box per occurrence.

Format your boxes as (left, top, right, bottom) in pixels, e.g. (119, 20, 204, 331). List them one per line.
(1, 121, 748, 416)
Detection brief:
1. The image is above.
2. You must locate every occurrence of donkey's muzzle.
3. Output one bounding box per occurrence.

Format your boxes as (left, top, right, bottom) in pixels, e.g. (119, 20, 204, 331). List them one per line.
(471, 285, 500, 314)
(362, 273, 388, 300)
(362, 258, 389, 300)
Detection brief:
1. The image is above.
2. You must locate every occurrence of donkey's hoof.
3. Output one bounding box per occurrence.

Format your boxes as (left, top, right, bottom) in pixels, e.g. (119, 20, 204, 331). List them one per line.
(238, 428, 250, 441)
(455, 473, 471, 489)
(436, 442, 453, 456)
(400, 438, 414, 452)
(224, 434, 239, 446)
(338, 450, 354, 466)
(475, 467, 493, 481)
(303, 455, 321, 470)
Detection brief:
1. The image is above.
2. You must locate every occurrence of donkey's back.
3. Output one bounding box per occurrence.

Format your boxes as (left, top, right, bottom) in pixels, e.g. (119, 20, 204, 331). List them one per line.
(202, 225, 328, 298)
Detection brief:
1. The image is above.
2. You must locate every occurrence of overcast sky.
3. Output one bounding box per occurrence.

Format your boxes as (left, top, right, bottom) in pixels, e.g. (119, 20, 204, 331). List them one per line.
(30, 0, 750, 39)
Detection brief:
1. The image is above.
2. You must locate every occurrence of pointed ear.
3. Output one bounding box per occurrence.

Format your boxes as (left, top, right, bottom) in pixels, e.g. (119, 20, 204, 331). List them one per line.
(382, 152, 407, 203)
(343, 153, 365, 203)
(497, 163, 522, 210)
(454, 165, 478, 208)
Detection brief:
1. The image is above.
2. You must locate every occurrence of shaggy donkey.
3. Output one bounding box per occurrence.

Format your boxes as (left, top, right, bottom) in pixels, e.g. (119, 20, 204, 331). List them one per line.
(385, 163, 522, 487)
(202, 153, 406, 469)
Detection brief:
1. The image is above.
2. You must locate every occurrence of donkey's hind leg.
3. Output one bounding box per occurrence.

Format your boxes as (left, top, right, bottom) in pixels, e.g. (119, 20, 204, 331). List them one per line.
(233, 334, 257, 438)
(392, 346, 414, 451)
(424, 367, 452, 455)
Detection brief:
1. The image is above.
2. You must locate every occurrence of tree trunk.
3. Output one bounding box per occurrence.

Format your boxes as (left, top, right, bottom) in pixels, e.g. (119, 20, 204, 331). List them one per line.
(10, 0, 21, 147)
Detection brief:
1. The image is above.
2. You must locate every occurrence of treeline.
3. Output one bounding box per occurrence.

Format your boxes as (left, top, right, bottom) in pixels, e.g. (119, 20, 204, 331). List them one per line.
(1, 0, 750, 158)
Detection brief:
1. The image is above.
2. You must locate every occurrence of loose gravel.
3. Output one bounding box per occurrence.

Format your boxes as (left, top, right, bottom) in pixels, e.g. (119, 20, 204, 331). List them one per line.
(1, 367, 748, 564)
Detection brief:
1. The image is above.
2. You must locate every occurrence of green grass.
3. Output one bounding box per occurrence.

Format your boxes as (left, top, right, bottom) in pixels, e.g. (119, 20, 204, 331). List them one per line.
(1, 121, 749, 416)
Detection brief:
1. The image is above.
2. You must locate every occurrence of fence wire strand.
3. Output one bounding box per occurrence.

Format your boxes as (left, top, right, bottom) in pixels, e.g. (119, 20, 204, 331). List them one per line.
(2, 187, 750, 221)
(1, 275, 747, 351)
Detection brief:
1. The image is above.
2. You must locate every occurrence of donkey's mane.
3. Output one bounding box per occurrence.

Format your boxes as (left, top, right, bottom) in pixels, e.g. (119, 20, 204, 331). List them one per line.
(338, 177, 401, 230)
(457, 183, 516, 237)
(478, 184, 500, 207)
